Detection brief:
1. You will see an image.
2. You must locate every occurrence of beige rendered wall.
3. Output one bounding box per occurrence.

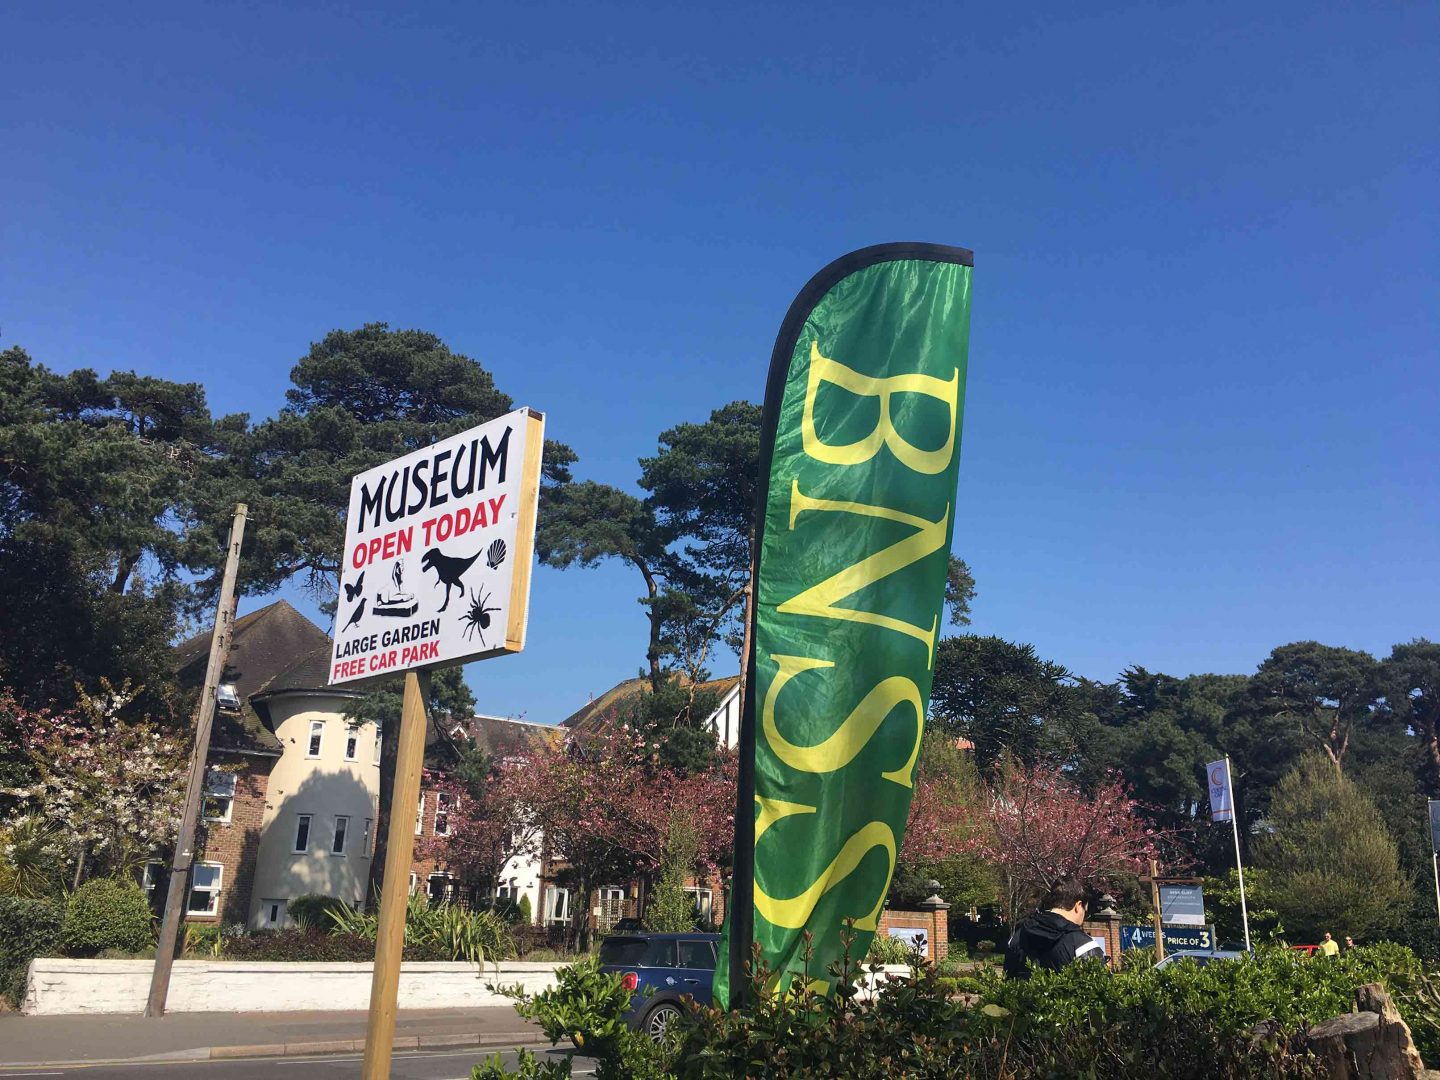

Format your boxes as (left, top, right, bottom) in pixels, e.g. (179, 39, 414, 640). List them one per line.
(246, 694, 381, 927)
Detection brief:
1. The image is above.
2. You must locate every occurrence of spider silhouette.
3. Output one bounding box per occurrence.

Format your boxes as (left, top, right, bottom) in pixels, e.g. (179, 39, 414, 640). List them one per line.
(459, 586, 500, 645)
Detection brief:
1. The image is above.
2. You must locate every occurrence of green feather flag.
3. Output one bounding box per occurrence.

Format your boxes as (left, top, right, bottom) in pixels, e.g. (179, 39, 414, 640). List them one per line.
(719, 243, 973, 1004)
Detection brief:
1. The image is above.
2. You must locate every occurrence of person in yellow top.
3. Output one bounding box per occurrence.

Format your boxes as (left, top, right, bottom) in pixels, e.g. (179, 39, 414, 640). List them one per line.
(1319, 932, 1341, 957)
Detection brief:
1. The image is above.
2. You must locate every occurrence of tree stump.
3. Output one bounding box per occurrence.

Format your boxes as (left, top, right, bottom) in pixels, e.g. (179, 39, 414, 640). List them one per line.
(1306, 983, 1426, 1079)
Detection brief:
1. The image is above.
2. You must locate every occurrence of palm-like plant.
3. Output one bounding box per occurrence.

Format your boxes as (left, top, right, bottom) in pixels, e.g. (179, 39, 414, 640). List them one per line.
(328, 892, 512, 965)
(0, 817, 64, 899)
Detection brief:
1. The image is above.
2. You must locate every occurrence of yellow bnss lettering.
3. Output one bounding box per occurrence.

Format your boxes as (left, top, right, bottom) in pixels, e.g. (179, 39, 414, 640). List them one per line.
(763, 654, 922, 788)
(777, 484, 949, 667)
(752, 796, 894, 932)
(779, 340, 960, 667)
(801, 340, 959, 475)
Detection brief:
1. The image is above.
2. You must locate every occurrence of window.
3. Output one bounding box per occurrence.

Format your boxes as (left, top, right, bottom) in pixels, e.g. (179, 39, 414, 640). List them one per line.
(427, 873, 454, 904)
(685, 887, 714, 925)
(362, 818, 373, 857)
(261, 898, 286, 928)
(307, 720, 324, 758)
(203, 769, 237, 824)
(332, 816, 349, 855)
(141, 860, 164, 896)
(434, 793, 455, 836)
(599, 936, 674, 967)
(344, 727, 360, 761)
(677, 939, 717, 970)
(374, 723, 382, 764)
(415, 792, 425, 835)
(187, 863, 223, 916)
(545, 886, 572, 926)
(408, 872, 418, 894)
(293, 814, 312, 853)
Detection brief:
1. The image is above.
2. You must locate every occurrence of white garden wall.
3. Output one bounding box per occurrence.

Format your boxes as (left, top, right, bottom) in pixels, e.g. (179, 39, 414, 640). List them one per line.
(23, 959, 563, 1016)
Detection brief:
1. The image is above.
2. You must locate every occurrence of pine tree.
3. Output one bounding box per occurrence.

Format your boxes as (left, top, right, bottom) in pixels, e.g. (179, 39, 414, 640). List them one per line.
(1254, 753, 1411, 941)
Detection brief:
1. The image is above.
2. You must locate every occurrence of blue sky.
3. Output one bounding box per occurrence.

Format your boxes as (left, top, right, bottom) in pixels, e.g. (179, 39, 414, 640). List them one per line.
(4, 1, 1436, 723)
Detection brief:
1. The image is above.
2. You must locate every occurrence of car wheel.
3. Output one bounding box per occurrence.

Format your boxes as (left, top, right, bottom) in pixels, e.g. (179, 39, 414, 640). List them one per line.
(644, 1001, 682, 1043)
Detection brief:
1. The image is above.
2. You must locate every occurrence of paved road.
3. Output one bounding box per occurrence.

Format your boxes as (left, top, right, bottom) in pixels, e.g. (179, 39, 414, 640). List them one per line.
(0, 1045, 594, 1080)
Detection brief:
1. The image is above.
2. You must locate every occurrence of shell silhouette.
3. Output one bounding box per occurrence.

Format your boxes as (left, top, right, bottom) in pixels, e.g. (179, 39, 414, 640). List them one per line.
(486, 539, 507, 569)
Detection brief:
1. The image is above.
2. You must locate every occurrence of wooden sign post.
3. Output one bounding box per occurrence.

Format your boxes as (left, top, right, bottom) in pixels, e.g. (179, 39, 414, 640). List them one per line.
(361, 668, 430, 1079)
(329, 409, 545, 1080)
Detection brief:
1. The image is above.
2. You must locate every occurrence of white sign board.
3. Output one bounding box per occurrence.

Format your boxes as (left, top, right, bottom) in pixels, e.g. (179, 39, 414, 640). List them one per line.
(1206, 758, 1234, 823)
(1159, 884, 1207, 927)
(885, 926, 930, 958)
(329, 408, 544, 685)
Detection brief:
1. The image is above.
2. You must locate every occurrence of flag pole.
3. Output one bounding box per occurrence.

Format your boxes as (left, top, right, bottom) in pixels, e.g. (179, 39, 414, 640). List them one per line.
(1429, 800, 1440, 928)
(1227, 757, 1252, 952)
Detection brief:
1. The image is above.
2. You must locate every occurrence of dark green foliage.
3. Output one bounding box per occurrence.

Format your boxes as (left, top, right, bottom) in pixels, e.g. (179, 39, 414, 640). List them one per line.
(0, 347, 227, 714)
(929, 635, 1085, 770)
(1379, 640, 1440, 794)
(1255, 754, 1411, 941)
(943, 554, 975, 627)
(285, 893, 352, 929)
(479, 944, 1435, 1079)
(1205, 868, 1286, 945)
(485, 957, 673, 1080)
(219, 927, 452, 962)
(0, 895, 63, 1005)
(619, 676, 722, 774)
(61, 878, 153, 957)
(1251, 642, 1381, 774)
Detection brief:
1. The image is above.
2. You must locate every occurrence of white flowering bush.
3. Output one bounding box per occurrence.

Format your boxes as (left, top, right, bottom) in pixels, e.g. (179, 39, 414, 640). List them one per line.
(0, 682, 187, 884)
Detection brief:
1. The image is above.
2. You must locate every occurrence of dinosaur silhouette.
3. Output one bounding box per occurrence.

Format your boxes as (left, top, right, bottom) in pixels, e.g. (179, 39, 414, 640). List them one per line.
(420, 547, 482, 612)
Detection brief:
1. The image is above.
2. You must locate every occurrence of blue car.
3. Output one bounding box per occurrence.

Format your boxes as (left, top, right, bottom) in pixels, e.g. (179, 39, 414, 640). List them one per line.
(598, 932, 720, 1041)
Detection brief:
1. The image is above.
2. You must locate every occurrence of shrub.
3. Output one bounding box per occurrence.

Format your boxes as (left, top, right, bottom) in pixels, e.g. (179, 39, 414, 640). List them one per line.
(864, 931, 917, 965)
(287, 893, 352, 929)
(330, 892, 512, 964)
(62, 878, 152, 957)
(481, 956, 671, 1080)
(473, 895, 525, 924)
(645, 818, 700, 934)
(184, 922, 224, 958)
(473, 940, 1439, 1078)
(518, 895, 533, 925)
(0, 895, 63, 1005)
(223, 927, 376, 962)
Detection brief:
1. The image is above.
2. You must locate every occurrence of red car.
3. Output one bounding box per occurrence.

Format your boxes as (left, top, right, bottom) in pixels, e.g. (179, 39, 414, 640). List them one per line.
(1290, 944, 1319, 957)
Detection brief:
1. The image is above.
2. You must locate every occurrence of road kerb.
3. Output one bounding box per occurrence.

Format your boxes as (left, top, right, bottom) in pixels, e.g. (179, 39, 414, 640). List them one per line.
(200, 1031, 546, 1061)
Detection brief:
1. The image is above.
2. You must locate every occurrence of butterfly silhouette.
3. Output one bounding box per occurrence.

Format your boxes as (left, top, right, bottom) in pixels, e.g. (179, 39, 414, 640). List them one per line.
(343, 571, 365, 603)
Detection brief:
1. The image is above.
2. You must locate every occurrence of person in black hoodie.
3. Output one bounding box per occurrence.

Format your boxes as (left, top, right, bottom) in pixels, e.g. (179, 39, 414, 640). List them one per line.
(1003, 878, 1106, 979)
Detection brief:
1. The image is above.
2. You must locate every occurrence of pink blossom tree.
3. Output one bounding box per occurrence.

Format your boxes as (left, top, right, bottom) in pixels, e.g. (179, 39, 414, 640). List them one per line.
(964, 757, 1165, 921)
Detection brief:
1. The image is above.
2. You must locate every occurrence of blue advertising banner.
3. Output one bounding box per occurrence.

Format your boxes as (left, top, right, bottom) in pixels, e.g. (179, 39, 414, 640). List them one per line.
(1120, 924, 1218, 952)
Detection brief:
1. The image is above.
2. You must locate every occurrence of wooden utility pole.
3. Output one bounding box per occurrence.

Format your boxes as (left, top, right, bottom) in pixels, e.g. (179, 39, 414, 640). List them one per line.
(1149, 859, 1165, 964)
(146, 504, 247, 1018)
(362, 668, 430, 1080)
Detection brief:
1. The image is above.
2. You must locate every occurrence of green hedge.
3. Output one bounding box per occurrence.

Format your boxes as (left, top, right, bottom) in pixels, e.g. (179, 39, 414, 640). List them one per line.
(62, 878, 153, 957)
(481, 944, 1437, 1079)
(0, 895, 63, 1005)
(220, 927, 452, 962)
